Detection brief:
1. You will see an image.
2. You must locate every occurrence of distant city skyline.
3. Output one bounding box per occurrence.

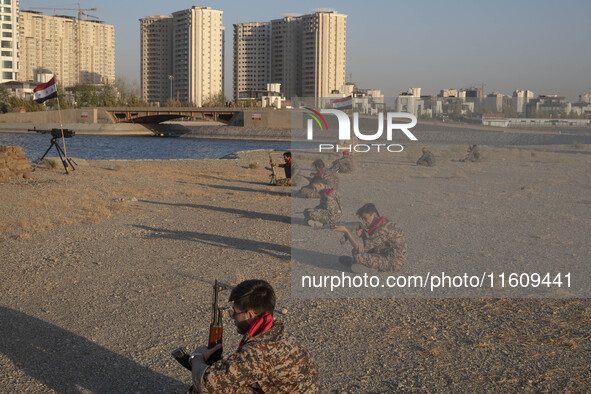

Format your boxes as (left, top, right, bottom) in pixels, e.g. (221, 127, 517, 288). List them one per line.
(19, 0, 591, 102)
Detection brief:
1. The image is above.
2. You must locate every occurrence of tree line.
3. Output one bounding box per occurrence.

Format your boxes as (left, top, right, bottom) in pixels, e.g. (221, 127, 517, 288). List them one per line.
(0, 80, 229, 113)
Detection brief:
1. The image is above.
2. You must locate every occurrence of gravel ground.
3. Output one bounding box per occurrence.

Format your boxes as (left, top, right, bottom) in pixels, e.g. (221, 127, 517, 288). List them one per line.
(1, 136, 590, 392)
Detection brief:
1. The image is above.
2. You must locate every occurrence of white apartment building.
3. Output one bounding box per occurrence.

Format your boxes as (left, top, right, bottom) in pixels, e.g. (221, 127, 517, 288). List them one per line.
(234, 10, 347, 101)
(140, 15, 173, 104)
(300, 11, 347, 98)
(0, 0, 18, 83)
(19, 10, 115, 87)
(512, 89, 535, 115)
(233, 22, 270, 101)
(141, 7, 223, 107)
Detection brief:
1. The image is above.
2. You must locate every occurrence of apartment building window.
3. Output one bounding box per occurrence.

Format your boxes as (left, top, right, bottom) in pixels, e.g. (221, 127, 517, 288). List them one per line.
(3, 71, 12, 79)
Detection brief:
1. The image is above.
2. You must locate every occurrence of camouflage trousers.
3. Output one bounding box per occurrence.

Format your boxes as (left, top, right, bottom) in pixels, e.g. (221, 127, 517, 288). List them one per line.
(304, 208, 341, 225)
(275, 178, 290, 186)
(352, 251, 404, 272)
(298, 186, 319, 198)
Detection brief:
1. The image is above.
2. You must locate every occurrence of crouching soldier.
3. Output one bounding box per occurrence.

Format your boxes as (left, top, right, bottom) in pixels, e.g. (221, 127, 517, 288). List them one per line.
(189, 280, 318, 393)
(330, 150, 354, 173)
(460, 145, 481, 162)
(303, 176, 342, 228)
(299, 159, 339, 198)
(332, 203, 407, 274)
(416, 147, 436, 167)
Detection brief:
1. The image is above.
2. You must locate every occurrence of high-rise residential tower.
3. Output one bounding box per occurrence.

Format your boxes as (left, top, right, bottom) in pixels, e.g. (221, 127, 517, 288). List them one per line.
(233, 22, 271, 101)
(0, 0, 19, 83)
(140, 6, 224, 107)
(18, 10, 115, 87)
(234, 10, 347, 100)
(140, 15, 173, 104)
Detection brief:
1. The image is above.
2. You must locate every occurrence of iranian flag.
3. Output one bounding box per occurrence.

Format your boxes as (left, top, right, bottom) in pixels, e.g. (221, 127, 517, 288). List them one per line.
(332, 95, 352, 110)
(33, 77, 58, 103)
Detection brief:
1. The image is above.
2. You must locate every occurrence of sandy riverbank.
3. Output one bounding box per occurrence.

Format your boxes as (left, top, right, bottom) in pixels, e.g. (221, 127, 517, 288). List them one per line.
(1, 144, 590, 392)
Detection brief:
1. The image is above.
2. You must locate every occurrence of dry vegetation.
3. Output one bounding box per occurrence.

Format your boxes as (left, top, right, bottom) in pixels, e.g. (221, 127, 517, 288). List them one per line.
(1, 145, 590, 392)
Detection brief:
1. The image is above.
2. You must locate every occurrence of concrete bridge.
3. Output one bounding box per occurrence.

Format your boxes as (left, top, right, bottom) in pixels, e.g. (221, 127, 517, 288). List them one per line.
(104, 107, 241, 124)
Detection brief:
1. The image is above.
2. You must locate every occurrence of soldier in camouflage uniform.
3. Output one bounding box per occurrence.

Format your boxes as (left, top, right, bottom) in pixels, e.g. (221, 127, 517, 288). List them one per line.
(460, 145, 481, 162)
(416, 147, 436, 167)
(190, 279, 318, 393)
(332, 203, 407, 273)
(330, 150, 354, 173)
(303, 176, 342, 227)
(298, 159, 339, 198)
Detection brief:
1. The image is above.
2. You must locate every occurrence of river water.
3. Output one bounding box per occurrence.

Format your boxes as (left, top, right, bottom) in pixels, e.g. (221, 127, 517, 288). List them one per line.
(0, 132, 291, 161)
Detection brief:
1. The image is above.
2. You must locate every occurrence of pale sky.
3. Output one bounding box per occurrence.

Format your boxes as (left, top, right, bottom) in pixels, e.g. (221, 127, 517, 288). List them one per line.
(20, 0, 591, 101)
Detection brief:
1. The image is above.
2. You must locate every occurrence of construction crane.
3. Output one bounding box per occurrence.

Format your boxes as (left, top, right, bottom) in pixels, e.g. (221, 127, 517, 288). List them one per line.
(25, 3, 99, 84)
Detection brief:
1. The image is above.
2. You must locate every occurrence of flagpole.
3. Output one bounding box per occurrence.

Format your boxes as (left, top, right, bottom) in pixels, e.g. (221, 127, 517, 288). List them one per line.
(56, 95, 67, 161)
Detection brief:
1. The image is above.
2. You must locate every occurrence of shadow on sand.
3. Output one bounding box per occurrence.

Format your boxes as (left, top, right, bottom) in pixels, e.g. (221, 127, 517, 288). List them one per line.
(134, 224, 290, 260)
(0, 306, 185, 393)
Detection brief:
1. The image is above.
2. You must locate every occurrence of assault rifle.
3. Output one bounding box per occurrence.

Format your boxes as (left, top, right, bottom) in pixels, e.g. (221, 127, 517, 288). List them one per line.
(268, 152, 277, 185)
(171, 280, 225, 370)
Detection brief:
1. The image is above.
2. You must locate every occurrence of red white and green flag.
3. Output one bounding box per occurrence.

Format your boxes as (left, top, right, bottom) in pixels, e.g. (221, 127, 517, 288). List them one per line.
(33, 77, 58, 103)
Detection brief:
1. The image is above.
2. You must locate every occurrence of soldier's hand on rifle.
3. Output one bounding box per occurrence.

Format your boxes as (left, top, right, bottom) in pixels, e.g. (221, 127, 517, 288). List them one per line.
(356, 227, 364, 237)
(192, 344, 222, 365)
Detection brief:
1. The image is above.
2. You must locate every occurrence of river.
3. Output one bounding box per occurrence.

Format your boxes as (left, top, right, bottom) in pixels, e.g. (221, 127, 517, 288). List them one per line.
(0, 132, 291, 161)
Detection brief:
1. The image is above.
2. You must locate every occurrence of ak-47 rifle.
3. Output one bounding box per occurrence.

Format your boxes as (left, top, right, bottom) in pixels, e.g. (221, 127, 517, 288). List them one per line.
(207, 279, 223, 364)
(334, 223, 368, 244)
(268, 152, 277, 185)
(171, 280, 225, 370)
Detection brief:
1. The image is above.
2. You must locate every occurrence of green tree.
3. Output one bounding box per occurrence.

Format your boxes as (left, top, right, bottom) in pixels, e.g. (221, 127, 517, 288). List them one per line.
(202, 92, 227, 107)
(0, 84, 11, 113)
(125, 94, 149, 107)
(165, 98, 182, 107)
(7, 96, 44, 112)
(73, 84, 99, 107)
(98, 82, 117, 107)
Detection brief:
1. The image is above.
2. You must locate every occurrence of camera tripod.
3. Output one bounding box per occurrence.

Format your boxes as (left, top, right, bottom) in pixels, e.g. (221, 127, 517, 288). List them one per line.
(33, 136, 77, 174)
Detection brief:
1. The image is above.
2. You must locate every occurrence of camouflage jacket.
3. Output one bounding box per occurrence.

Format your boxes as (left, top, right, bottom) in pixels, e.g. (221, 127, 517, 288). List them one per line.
(330, 156, 353, 173)
(416, 151, 435, 166)
(469, 147, 481, 161)
(359, 218, 407, 260)
(195, 321, 318, 393)
(315, 189, 342, 222)
(320, 168, 339, 189)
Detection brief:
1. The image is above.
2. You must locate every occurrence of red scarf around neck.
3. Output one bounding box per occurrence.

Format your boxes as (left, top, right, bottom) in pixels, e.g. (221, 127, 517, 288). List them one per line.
(239, 313, 273, 348)
(367, 216, 386, 235)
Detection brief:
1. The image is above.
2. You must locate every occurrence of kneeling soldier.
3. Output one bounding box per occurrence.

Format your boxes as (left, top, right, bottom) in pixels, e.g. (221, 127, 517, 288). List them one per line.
(332, 203, 407, 273)
(190, 280, 318, 393)
(303, 176, 342, 228)
(416, 147, 436, 167)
